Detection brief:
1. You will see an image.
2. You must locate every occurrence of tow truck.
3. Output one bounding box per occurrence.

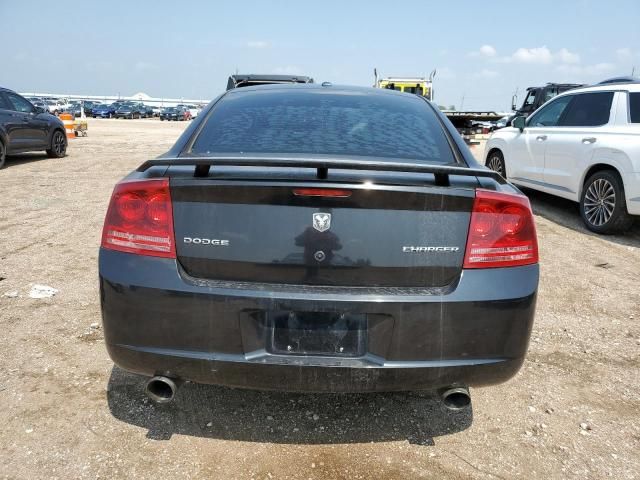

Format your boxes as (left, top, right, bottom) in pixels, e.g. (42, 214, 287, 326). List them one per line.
(510, 82, 584, 119)
(374, 69, 434, 100)
(373, 69, 505, 146)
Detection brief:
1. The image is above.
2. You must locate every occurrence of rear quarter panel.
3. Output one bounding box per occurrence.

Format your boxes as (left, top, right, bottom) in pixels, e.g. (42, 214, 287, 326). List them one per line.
(579, 126, 640, 213)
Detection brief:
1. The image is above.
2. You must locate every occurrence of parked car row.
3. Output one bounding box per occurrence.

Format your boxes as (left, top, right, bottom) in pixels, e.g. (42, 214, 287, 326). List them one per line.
(22, 96, 204, 121)
(24, 97, 69, 115)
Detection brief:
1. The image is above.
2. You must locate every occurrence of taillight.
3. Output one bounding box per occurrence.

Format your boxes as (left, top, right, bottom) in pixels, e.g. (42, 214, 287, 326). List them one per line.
(463, 189, 538, 268)
(101, 178, 176, 258)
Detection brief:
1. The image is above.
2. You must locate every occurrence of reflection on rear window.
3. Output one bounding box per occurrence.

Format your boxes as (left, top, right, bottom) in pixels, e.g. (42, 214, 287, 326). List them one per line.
(190, 89, 455, 164)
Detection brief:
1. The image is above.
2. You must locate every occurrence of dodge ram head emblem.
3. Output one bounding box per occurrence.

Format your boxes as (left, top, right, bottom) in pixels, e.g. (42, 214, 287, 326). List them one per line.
(312, 212, 331, 232)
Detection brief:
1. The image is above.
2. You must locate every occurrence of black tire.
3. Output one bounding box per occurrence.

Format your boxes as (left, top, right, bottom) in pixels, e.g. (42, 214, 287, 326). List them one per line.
(486, 150, 506, 178)
(46, 130, 67, 158)
(0, 139, 6, 169)
(580, 170, 634, 234)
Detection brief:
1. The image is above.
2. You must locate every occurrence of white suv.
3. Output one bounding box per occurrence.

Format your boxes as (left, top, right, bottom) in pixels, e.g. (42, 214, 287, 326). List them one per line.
(485, 82, 640, 234)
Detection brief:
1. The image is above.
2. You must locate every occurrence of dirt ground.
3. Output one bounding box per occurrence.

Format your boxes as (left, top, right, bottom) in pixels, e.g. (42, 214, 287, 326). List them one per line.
(1, 119, 639, 480)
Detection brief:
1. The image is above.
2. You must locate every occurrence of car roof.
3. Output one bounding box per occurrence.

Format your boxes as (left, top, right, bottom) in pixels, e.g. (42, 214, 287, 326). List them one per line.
(598, 76, 640, 85)
(230, 74, 313, 82)
(554, 82, 640, 97)
(223, 83, 426, 100)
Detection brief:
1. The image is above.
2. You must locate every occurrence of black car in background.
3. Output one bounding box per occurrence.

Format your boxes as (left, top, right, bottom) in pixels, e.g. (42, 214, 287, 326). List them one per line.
(0, 87, 67, 168)
(99, 85, 539, 408)
(159, 106, 189, 121)
(115, 103, 144, 119)
(140, 104, 154, 118)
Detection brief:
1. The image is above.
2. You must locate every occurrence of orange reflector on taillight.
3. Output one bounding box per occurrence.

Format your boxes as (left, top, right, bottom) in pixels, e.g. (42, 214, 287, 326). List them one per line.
(101, 178, 176, 258)
(293, 188, 352, 198)
(463, 189, 538, 269)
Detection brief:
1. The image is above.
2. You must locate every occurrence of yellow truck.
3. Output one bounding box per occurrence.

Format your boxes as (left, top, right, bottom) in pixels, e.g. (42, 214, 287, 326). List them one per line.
(374, 68, 434, 100)
(373, 68, 504, 146)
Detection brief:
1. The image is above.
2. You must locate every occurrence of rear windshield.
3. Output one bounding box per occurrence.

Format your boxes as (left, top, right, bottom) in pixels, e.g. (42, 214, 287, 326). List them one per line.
(190, 89, 455, 164)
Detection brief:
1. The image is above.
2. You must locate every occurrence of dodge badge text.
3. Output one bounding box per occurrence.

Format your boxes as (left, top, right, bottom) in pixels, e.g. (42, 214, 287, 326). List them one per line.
(183, 237, 230, 246)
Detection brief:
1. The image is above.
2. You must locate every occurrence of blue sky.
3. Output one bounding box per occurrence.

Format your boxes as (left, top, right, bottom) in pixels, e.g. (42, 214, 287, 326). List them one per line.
(1, 0, 639, 110)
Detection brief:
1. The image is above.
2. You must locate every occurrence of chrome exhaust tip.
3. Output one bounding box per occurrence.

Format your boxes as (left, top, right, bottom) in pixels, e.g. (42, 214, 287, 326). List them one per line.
(441, 386, 471, 411)
(144, 376, 178, 404)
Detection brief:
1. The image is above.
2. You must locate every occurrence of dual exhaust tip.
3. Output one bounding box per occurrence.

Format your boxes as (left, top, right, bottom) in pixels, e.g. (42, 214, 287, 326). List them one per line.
(144, 376, 470, 411)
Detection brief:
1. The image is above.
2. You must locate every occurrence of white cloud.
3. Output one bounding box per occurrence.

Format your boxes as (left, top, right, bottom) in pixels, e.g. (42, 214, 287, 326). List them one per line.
(511, 46, 554, 64)
(474, 69, 499, 79)
(555, 48, 580, 64)
(246, 40, 269, 49)
(556, 62, 615, 76)
(479, 45, 497, 57)
(495, 46, 580, 65)
(469, 44, 497, 58)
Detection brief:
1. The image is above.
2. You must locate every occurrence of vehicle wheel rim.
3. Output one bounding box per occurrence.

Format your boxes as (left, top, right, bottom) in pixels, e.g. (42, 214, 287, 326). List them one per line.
(488, 155, 504, 175)
(53, 132, 66, 156)
(584, 178, 615, 227)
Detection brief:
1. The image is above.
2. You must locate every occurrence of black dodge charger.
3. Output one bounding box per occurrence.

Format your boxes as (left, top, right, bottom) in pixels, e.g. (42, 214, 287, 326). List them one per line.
(99, 84, 539, 409)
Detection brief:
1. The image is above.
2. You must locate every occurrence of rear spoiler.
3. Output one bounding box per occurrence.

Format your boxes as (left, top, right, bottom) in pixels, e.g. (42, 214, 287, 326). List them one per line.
(137, 156, 506, 185)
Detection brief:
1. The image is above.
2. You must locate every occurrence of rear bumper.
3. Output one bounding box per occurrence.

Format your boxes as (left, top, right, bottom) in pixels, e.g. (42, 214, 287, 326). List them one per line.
(99, 249, 538, 392)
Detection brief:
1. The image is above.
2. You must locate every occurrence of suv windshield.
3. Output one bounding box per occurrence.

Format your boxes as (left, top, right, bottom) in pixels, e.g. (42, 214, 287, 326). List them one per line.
(523, 90, 537, 107)
(190, 89, 455, 164)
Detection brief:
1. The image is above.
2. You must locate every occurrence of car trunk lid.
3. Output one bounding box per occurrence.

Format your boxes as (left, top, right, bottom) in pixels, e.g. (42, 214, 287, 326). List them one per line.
(170, 173, 475, 287)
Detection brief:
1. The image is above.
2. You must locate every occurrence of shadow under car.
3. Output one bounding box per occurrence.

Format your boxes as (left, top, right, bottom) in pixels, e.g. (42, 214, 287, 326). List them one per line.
(106, 367, 473, 444)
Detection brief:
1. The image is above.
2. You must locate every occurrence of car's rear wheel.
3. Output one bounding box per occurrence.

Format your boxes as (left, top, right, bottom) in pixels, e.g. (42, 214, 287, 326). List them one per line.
(0, 139, 6, 169)
(46, 130, 67, 158)
(580, 170, 633, 234)
(486, 150, 506, 178)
